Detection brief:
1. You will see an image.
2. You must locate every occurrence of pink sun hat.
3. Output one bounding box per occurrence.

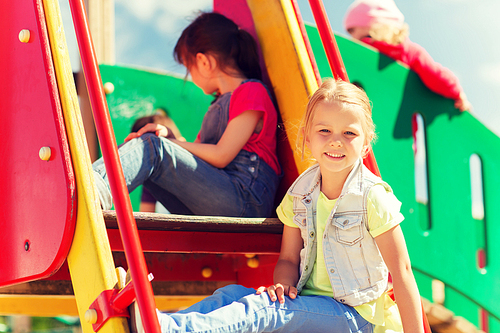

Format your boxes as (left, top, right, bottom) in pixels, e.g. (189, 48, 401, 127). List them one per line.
(344, 0, 405, 30)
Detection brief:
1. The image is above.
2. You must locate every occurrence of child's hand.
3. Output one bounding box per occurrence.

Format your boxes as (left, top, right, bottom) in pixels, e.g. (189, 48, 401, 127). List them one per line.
(124, 123, 172, 142)
(454, 92, 472, 112)
(256, 283, 297, 304)
(124, 132, 140, 142)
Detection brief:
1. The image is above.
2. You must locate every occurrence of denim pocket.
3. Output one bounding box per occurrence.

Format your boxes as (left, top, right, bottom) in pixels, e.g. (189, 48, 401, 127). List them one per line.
(333, 215, 364, 246)
(293, 213, 309, 247)
(293, 213, 307, 227)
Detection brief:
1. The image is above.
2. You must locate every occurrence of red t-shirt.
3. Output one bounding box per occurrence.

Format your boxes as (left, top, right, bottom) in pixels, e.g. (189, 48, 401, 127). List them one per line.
(229, 81, 281, 174)
(362, 37, 463, 100)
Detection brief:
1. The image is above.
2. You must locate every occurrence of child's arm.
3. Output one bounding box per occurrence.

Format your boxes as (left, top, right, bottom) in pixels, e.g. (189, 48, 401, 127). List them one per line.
(454, 91, 472, 112)
(256, 225, 303, 304)
(375, 225, 424, 333)
(124, 124, 172, 142)
(131, 110, 262, 168)
(173, 109, 261, 168)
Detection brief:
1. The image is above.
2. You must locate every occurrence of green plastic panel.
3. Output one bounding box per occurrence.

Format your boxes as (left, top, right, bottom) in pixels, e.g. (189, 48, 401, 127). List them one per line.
(445, 287, 481, 328)
(99, 65, 212, 211)
(490, 316, 500, 332)
(306, 24, 500, 324)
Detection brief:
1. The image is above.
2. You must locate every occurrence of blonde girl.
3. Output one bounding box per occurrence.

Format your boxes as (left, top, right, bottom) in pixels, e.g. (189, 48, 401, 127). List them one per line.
(259, 79, 425, 332)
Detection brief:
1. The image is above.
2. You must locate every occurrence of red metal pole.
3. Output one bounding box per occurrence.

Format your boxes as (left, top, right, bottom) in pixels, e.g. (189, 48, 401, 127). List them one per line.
(67, 0, 161, 332)
(290, 0, 322, 86)
(307, 0, 381, 177)
(307, 0, 347, 81)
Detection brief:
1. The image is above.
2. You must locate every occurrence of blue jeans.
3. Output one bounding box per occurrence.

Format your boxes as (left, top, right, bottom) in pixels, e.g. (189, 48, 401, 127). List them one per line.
(156, 285, 374, 333)
(92, 134, 279, 217)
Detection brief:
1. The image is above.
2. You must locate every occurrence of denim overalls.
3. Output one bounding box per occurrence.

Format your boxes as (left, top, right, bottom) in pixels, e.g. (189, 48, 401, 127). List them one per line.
(93, 80, 279, 217)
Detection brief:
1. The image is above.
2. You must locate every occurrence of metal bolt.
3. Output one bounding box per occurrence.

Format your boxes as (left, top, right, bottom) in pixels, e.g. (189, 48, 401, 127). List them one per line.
(103, 82, 114, 94)
(39, 147, 51, 161)
(85, 309, 98, 324)
(201, 267, 213, 278)
(19, 29, 30, 43)
(247, 257, 259, 269)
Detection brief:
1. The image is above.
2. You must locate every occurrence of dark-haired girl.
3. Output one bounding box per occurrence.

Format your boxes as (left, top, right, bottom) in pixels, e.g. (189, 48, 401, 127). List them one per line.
(93, 12, 280, 217)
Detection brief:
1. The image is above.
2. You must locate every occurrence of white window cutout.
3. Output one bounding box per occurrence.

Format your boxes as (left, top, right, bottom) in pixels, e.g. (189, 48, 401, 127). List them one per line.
(469, 154, 484, 220)
(413, 113, 428, 205)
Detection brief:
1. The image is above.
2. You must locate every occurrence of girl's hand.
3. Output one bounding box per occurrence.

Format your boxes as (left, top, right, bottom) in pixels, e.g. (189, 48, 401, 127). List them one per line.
(455, 92, 472, 112)
(256, 283, 297, 304)
(124, 123, 172, 142)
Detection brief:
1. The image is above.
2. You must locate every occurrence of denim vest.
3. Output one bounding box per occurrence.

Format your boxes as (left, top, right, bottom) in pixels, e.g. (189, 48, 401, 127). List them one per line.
(289, 159, 390, 307)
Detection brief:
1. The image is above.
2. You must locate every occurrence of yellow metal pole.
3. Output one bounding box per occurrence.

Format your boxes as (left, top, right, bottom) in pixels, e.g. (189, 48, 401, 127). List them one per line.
(41, 0, 128, 331)
(247, 0, 319, 174)
(0, 294, 207, 317)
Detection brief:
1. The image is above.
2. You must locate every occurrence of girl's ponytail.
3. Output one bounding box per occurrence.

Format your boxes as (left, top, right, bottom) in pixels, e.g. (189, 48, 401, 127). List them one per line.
(233, 29, 262, 81)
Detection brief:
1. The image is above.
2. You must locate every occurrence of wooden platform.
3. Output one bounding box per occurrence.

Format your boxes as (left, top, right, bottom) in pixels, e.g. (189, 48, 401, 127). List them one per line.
(0, 212, 487, 333)
(105, 210, 282, 254)
(0, 211, 283, 315)
(104, 211, 282, 234)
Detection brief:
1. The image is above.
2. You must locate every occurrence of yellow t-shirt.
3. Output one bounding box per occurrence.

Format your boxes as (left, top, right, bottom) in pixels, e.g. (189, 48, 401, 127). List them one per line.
(276, 185, 404, 332)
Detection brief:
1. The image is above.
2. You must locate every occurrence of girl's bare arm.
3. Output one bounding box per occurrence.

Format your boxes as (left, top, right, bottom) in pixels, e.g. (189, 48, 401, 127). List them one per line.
(375, 225, 424, 333)
(173, 109, 262, 168)
(256, 225, 303, 303)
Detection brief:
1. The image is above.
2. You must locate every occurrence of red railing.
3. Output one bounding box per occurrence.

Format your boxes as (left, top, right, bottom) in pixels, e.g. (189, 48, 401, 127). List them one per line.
(67, 0, 161, 331)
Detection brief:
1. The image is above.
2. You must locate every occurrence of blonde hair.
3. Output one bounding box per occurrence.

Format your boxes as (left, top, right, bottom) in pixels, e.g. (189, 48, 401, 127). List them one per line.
(297, 79, 376, 160)
(369, 22, 409, 45)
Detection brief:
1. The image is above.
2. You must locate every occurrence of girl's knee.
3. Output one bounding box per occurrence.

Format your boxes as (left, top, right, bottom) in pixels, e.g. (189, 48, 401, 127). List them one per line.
(214, 284, 256, 298)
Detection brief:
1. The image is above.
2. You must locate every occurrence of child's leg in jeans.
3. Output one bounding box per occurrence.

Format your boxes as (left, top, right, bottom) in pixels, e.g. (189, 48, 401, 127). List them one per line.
(93, 133, 252, 216)
(154, 285, 373, 333)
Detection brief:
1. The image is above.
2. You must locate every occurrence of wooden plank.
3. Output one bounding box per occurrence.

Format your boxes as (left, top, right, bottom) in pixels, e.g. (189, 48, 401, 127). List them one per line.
(104, 211, 283, 254)
(103, 210, 283, 234)
(0, 281, 74, 295)
(422, 299, 485, 333)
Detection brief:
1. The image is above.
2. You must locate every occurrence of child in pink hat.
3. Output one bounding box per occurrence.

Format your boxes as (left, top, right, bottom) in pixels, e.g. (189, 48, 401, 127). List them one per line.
(344, 0, 471, 111)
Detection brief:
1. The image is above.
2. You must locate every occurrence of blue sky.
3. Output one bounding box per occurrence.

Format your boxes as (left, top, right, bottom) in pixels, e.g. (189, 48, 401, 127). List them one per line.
(61, 0, 500, 136)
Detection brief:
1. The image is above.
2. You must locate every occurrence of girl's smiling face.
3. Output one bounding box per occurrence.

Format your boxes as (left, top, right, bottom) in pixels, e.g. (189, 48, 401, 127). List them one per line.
(306, 101, 369, 180)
